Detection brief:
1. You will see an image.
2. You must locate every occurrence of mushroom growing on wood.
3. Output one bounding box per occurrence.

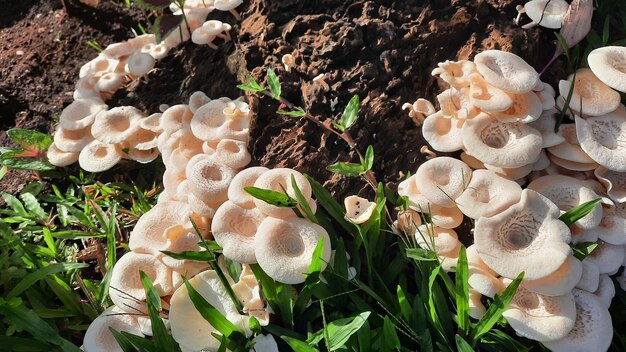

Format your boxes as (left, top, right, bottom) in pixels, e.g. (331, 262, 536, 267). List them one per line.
(253, 168, 314, 218)
(91, 106, 143, 144)
(227, 166, 269, 208)
(421, 112, 464, 152)
(59, 98, 108, 131)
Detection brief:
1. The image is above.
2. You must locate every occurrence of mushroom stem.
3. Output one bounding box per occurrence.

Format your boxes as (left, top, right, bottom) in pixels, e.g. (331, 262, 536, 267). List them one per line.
(229, 8, 241, 20)
(514, 5, 526, 25)
(521, 21, 538, 29)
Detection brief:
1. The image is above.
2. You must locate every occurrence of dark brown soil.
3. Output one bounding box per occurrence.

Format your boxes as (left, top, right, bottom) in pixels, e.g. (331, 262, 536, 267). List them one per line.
(0, 0, 557, 204)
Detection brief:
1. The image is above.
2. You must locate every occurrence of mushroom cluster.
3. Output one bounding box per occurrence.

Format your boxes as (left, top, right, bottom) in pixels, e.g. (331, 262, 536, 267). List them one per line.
(166, 0, 241, 48)
(399, 48, 626, 351)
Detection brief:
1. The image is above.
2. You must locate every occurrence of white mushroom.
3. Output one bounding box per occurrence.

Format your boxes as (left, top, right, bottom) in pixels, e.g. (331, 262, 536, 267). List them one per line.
(595, 167, 626, 204)
(83, 306, 144, 352)
(59, 98, 108, 131)
(421, 112, 464, 152)
(468, 72, 514, 112)
(78, 140, 122, 172)
(53, 126, 94, 153)
(281, 54, 295, 72)
(128, 201, 192, 255)
(227, 167, 269, 208)
(558, 68, 620, 116)
(490, 91, 543, 123)
(212, 201, 266, 264)
(92, 107, 143, 144)
(593, 274, 615, 309)
(191, 99, 250, 143)
(344, 195, 376, 224)
(467, 245, 504, 298)
(473, 50, 540, 94)
(252, 168, 313, 218)
(587, 46, 626, 93)
(431, 60, 477, 89)
(547, 123, 595, 164)
(125, 53, 155, 77)
(521, 255, 582, 296)
(584, 240, 624, 275)
(47, 143, 79, 167)
(575, 111, 626, 172)
(456, 169, 522, 219)
(414, 157, 472, 208)
(523, 0, 569, 29)
(576, 259, 600, 292)
(186, 157, 236, 205)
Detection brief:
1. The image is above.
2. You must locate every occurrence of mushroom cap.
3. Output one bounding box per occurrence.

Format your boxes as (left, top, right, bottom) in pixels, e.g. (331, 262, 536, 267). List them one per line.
(462, 113, 543, 168)
(548, 153, 598, 171)
(191, 28, 214, 45)
(254, 217, 331, 284)
(125, 128, 159, 151)
(576, 260, 600, 292)
(528, 175, 603, 230)
(421, 112, 464, 152)
(161, 104, 193, 135)
(490, 91, 543, 123)
(211, 138, 251, 169)
(437, 87, 480, 120)
(344, 195, 376, 224)
(187, 192, 221, 218)
(189, 91, 211, 113)
(475, 189, 572, 280)
(397, 175, 433, 212)
(594, 167, 626, 204)
(431, 60, 477, 89)
(59, 98, 108, 131)
(468, 289, 486, 320)
(53, 125, 94, 153)
(253, 168, 313, 218)
(593, 274, 615, 309)
(587, 46, 626, 93)
(415, 225, 460, 256)
(575, 111, 626, 172)
(127, 147, 159, 164)
(83, 306, 143, 352)
(502, 282, 576, 342)
(467, 245, 504, 298)
(47, 142, 79, 167)
(558, 68, 621, 116)
(109, 252, 175, 314)
(201, 20, 225, 35)
(535, 82, 556, 110)
(547, 123, 595, 164)
(468, 73, 514, 112)
(524, 0, 569, 29)
(191, 99, 250, 142)
(542, 289, 613, 352)
(92, 106, 143, 144)
(521, 255, 583, 296)
(281, 53, 295, 67)
(213, 0, 243, 11)
(95, 72, 125, 93)
(584, 240, 625, 274)
(125, 53, 155, 76)
(139, 113, 163, 133)
(484, 162, 535, 181)
(78, 140, 122, 172)
(430, 205, 464, 229)
(528, 108, 566, 148)
(595, 203, 626, 245)
(128, 201, 192, 254)
(212, 201, 266, 264)
(474, 50, 540, 94)
(227, 166, 269, 208)
(170, 270, 250, 352)
(414, 157, 472, 208)
(456, 169, 522, 219)
(186, 157, 236, 204)
(394, 209, 423, 235)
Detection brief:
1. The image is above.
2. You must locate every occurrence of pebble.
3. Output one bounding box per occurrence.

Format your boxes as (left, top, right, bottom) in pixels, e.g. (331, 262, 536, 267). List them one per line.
(16, 50, 24, 56)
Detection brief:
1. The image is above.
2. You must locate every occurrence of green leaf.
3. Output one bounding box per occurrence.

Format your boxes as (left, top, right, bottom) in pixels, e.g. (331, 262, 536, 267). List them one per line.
(602, 16, 610, 45)
(397, 285, 412, 322)
(139, 271, 163, 312)
(182, 276, 242, 337)
(2, 192, 27, 216)
(305, 238, 326, 286)
(0, 151, 55, 171)
(304, 174, 355, 235)
(7, 128, 52, 150)
(244, 186, 297, 207)
(109, 328, 140, 352)
(325, 311, 371, 351)
(0, 165, 7, 180)
(140, 272, 180, 351)
(237, 75, 265, 92)
(338, 95, 359, 131)
(455, 335, 474, 352)
(559, 198, 602, 226)
(406, 248, 437, 261)
(362, 145, 374, 171)
(327, 161, 365, 177)
(471, 272, 525, 344)
(278, 107, 306, 117)
(161, 249, 214, 262)
(281, 336, 319, 352)
(455, 245, 470, 333)
(555, 70, 576, 133)
(571, 242, 598, 261)
(380, 316, 401, 350)
(7, 262, 88, 298)
(42, 228, 57, 256)
(20, 193, 47, 220)
(267, 69, 281, 98)
(291, 174, 318, 223)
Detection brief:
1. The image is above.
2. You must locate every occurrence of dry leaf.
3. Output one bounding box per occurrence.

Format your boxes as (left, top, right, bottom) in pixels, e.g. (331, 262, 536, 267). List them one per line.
(560, 0, 593, 48)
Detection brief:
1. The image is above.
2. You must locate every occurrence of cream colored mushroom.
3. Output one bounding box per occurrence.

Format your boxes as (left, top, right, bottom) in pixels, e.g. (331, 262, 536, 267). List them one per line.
(456, 169, 522, 219)
(109, 252, 175, 314)
(523, 0, 569, 29)
(558, 68, 620, 116)
(467, 245, 504, 298)
(92, 106, 143, 144)
(83, 306, 144, 352)
(227, 167, 269, 208)
(211, 139, 251, 169)
(594, 203, 626, 245)
(549, 153, 598, 171)
(483, 162, 535, 181)
(502, 280, 576, 342)
(189, 91, 211, 113)
(437, 87, 480, 120)
(528, 108, 566, 148)
(468, 73, 513, 112)
(397, 175, 433, 212)
(414, 157, 472, 208)
(161, 104, 193, 135)
(254, 217, 331, 284)
(547, 123, 595, 164)
(421, 112, 464, 152)
(430, 205, 464, 229)
(595, 167, 626, 204)
(402, 98, 436, 126)
(394, 209, 423, 235)
(214, 0, 243, 19)
(542, 289, 613, 352)
(47, 143, 79, 167)
(473, 50, 540, 94)
(575, 111, 626, 172)
(584, 240, 624, 275)
(160, 224, 210, 272)
(170, 270, 250, 352)
(212, 201, 266, 264)
(521, 255, 582, 296)
(78, 140, 122, 172)
(576, 259, 600, 292)
(593, 274, 615, 309)
(252, 168, 313, 218)
(59, 98, 108, 131)
(282, 54, 295, 72)
(53, 125, 94, 153)
(490, 91, 543, 123)
(414, 225, 460, 257)
(127, 147, 159, 164)
(186, 157, 236, 205)
(231, 266, 271, 326)
(128, 201, 192, 255)
(468, 289, 486, 320)
(534, 82, 556, 110)
(140, 113, 163, 133)
(95, 72, 125, 96)
(587, 46, 626, 93)
(431, 60, 477, 89)
(474, 189, 571, 280)
(125, 53, 155, 76)
(191, 99, 250, 142)
(462, 113, 543, 168)
(344, 195, 376, 224)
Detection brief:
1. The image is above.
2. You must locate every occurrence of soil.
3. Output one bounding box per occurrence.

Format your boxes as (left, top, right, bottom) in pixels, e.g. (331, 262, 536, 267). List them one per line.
(0, 0, 558, 210)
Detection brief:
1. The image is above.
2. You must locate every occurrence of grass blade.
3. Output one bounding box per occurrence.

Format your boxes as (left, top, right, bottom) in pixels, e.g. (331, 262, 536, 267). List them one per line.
(7, 262, 88, 299)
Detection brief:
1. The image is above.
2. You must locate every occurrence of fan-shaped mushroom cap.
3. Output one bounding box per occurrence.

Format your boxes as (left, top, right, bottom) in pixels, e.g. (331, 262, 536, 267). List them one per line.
(397, 175, 434, 212)
(160, 224, 208, 270)
(253, 168, 313, 218)
(78, 140, 122, 172)
(460, 151, 485, 169)
(95, 72, 125, 94)
(125, 128, 159, 151)
(125, 53, 155, 76)
(402, 98, 436, 125)
(522, 255, 582, 296)
(191, 28, 214, 45)
(594, 203, 626, 245)
(139, 113, 162, 133)
(587, 46, 626, 93)
(462, 113, 543, 168)
(59, 98, 107, 131)
(456, 169, 522, 219)
(53, 125, 94, 153)
(228, 167, 269, 208)
(575, 112, 626, 172)
(47, 143, 79, 167)
(474, 50, 540, 94)
(255, 217, 331, 284)
(491, 91, 543, 123)
(595, 167, 626, 204)
(467, 245, 504, 298)
(129, 201, 192, 254)
(109, 252, 174, 314)
(92, 106, 143, 144)
(212, 201, 266, 264)
(475, 189, 572, 280)
(83, 306, 143, 352)
(502, 281, 576, 342)
(187, 192, 220, 218)
(593, 274, 615, 309)
(415, 225, 460, 256)
(437, 87, 480, 120)
(344, 195, 376, 224)
(432, 60, 477, 88)
(191, 99, 250, 142)
(161, 104, 193, 135)
(170, 270, 250, 352)
(543, 289, 612, 352)
(214, 0, 242, 11)
(584, 241, 624, 274)
(200, 20, 224, 35)
(189, 91, 211, 113)
(186, 157, 236, 204)
(421, 112, 464, 152)
(281, 53, 295, 72)
(547, 123, 595, 164)
(414, 157, 472, 208)
(558, 69, 621, 116)
(524, 0, 569, 29)
(528, 109, 565, 148)
(528, 175, 603, 230)
(468, 73, 513, 112)
(576, 259, 600, 292)
(468, 289, 486, 320)
(211, 139, 251, 169)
